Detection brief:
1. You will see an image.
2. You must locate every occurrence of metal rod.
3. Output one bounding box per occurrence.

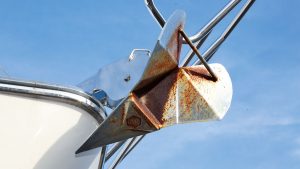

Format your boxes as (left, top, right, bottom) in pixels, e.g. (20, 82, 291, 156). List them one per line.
(145, 0, 241, 43)
(222, 0, 256, 40)
(108, 137, 137, 169)
(188, 0, 241, 43)
(98, 146, 107, 169)
(180, 29, 218, 81)
(122, 135, 145, 160)
(195, 0, 256, 64)
(201, 37, 223, 63)
(144, 0, 165, 27)
(180, 0, 241, 66)
(105, 140, 127, 162)
(180, 30, 212, 67)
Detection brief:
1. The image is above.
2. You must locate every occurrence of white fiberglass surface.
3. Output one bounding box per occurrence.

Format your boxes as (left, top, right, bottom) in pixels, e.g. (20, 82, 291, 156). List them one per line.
(0, 93, 100, 169)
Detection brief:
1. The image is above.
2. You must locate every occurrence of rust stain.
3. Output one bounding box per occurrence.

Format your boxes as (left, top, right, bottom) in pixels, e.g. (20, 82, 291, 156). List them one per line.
(120, 103, 126, 125)
(123, 28, 220, 128)
(166, 25, 183, 63)
(136, 49, 177, 90)
(178, 70, 196, 116)
(135, 69, 178, 125)
(135, 25, 183, 91)
(130, 64, 218, 127)
(126, 115, 141, 128)
(130, 93, 162, 129)
(183, 65, 218, 82)
(179, 67, 214, 121)
(109, 117, 118, 124)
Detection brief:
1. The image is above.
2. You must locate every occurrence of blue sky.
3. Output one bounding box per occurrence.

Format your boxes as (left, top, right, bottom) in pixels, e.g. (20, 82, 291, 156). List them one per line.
(1, 0, 300, 169)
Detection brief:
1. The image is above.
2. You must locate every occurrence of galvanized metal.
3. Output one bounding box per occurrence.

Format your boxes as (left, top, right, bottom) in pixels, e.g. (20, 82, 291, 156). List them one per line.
(180, 31, 211, 67)
(195, 0, 256, 64)
(0, 1, 255, 168)
(78, 49, 150, 101)
(105, 140, 127, 162)
(76, 93, 160, 153)
(122, 135, 145, 160)
(179, 29, 218, 81)
(98, 146, 107, 169)
(145, 0, 241, 43)
(144, 0, 166, 28)
(77, 10, 233, 153)
(108, 138, 137, 169)
(74, 0, 255, 167)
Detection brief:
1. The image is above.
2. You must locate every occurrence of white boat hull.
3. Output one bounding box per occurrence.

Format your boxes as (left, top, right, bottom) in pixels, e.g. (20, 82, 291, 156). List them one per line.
(0, 93, 100, 169)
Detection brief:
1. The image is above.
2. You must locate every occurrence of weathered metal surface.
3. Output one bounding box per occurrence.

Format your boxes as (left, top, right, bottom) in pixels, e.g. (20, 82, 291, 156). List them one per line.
(179, 28, 218, 81)
(179, 64, 232, 123)
(78, 49, 150, 101)
(134, 10, 185, 90)
(137, 63, 232, 127)
(76, 94, 159, 153)
(77, 10, 233, 154)
(145, 0, 241, 43)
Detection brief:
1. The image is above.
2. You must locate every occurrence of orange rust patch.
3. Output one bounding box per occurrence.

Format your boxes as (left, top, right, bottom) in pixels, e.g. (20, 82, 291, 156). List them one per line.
(182, 66, 217, 82)
(136, 49, 178, 91)
(130, 93, 162, 129)
(177, 70, 197, 114)
(178, 67, 214, 121)
(135, 69, 178, 125)
(166, 25, 183, 63)
(135, 25, 183, 91)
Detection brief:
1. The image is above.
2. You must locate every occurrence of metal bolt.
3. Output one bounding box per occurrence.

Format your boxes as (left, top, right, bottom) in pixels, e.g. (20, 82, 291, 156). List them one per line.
(126, 116, 141, 128)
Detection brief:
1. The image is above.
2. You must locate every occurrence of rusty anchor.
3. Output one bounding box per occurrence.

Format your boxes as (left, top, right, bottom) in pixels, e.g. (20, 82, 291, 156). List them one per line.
(76, 10, 232, 154)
